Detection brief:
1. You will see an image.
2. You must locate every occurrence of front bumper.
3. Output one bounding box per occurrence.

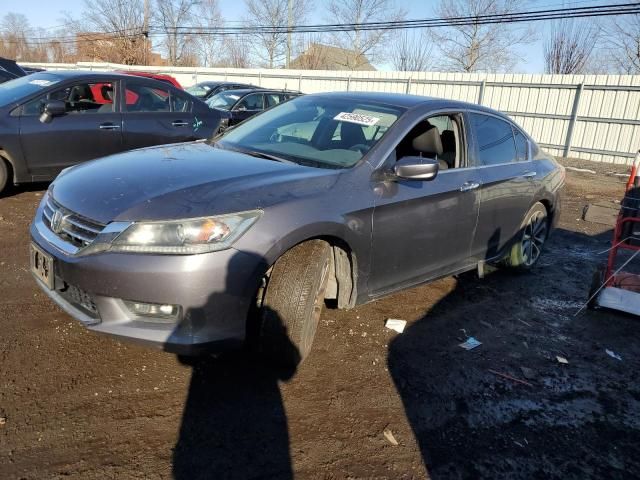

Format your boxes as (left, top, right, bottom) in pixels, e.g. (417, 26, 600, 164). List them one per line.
(30, 219, 265, 355)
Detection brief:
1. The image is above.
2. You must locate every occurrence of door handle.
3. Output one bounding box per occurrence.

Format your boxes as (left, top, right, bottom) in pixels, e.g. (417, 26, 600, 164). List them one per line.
(460, 181, 480, 192)
(522, 170, 537, 178)
(99, 123, 120, 130)
(172, 121, 189, 127)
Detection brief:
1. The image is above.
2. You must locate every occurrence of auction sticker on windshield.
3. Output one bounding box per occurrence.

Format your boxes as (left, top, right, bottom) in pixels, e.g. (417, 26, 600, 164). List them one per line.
(28, 79, 57, 87)
(334, 112, 380, 126)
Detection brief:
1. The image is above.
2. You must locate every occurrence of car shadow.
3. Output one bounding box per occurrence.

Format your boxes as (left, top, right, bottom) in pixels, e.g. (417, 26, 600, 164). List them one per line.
(172, 251, 298, 480)
(386, 226, 625, 478)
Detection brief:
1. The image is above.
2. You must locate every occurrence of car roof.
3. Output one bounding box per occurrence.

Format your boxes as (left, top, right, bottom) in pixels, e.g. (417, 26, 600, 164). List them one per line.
(307, 91, 511, 119)
(219, 88, 298, 95)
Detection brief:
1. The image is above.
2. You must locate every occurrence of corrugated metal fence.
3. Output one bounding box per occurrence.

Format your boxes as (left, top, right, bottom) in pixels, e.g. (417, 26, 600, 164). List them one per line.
(23, 61, 640, 165)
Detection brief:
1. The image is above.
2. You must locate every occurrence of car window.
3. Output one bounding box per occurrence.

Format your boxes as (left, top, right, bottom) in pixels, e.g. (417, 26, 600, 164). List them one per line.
(124, 83, 170, 112)
(206, 91, 242, 110)
(236, 93, 264, 111)
(170, 91, 192, 113)
(22, 81, 116, 115)
(470, 113, 516, 166)
(513, 127, 528, 162)
(265, 93, 283, 108)
(218, 95, 404, 169)
(0, 72, 63, 108)
(395, 113, 463, 169)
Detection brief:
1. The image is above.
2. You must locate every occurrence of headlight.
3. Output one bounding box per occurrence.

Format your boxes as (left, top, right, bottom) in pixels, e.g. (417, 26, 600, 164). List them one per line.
(109, 210, 261, 254)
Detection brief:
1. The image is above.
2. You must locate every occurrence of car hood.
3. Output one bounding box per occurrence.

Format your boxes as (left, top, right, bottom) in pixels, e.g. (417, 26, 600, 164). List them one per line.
(50, 142, 340, 224)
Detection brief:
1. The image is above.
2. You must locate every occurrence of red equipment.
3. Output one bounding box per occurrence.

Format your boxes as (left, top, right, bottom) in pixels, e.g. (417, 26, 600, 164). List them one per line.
(589, 150, 640, 315)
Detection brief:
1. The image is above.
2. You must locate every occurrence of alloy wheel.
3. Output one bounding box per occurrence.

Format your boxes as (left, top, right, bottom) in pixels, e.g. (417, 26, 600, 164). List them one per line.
(522, 210, 547, 267)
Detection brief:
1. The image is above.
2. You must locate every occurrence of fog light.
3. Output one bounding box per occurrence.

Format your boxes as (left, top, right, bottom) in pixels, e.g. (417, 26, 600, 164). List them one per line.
(124, 300, 181, 321)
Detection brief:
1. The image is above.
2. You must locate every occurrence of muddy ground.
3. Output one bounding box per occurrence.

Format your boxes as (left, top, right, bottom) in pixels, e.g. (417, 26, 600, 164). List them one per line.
(1, 160, 639, 479)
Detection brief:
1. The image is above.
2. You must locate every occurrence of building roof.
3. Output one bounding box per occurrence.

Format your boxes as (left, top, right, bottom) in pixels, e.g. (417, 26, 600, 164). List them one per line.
(291, 43, 376, 71)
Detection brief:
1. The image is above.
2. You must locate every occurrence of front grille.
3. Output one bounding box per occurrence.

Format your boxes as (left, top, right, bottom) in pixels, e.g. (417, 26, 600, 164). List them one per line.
(43, 196, 105, 248)
(59, 283, 99, 318)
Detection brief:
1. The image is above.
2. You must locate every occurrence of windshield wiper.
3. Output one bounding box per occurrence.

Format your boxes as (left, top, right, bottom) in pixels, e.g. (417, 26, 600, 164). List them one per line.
(219, 144, 296, 164)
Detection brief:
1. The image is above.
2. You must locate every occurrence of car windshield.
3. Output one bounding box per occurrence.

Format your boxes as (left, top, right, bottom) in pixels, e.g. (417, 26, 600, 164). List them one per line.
(0, 73, 62, 107)
(206, 91, 242, 110)
(216, 95, 404, 169)
(186, 84, 213, 97)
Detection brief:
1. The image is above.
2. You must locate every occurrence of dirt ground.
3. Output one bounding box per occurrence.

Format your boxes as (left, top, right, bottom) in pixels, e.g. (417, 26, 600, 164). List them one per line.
(1, 160, 639, 479)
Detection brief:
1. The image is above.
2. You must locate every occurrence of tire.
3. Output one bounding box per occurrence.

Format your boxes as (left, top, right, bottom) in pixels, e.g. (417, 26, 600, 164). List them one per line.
(258, 240, 331, 367)
(504, 202, 549, 270)
(0, 159, 8, 194)
(587, 266, 605, 310)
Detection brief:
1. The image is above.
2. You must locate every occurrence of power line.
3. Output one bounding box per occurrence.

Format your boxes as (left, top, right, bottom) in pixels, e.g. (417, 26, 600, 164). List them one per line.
(3, 2, 640, 46)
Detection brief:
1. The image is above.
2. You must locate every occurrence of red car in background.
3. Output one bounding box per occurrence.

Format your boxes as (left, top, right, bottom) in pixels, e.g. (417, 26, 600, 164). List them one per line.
(117, 71, 182, 89)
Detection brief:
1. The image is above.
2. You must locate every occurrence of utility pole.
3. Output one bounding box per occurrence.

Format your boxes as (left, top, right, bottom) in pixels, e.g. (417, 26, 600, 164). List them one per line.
(286, 0, 293, 68)
(143, 0, 150, 65)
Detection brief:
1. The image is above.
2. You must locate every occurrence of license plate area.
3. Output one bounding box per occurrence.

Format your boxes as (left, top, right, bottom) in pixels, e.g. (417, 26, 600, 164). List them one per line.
(30, 243, 54, 290)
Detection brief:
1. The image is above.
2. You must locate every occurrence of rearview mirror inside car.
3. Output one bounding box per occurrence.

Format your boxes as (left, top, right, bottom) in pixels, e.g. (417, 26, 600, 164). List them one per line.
(393, 156, 439, 181)
(39, 100, 66, 124)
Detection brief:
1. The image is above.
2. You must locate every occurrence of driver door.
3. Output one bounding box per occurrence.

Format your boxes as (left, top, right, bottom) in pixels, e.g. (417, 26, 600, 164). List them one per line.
(18, 80, 123, 179)
(368, 112, 482, 296)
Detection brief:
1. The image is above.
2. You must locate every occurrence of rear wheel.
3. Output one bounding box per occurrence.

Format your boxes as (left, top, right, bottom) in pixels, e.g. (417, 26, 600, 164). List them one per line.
(0, 159, 9, 194)
(504, 202, 548, 270)
(258, 240, 331, 367)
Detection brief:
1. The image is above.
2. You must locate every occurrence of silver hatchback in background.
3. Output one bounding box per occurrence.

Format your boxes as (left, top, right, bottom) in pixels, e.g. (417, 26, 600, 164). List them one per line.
(30, 92, 564, 366)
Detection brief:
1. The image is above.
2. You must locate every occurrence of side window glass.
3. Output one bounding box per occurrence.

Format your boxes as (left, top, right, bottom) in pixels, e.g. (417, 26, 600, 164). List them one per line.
(395, 114, 461, 169)
(171, 92, 191, 113)
(470, 113, 516, 166)
(22, 82, 115, 115)
(513, 127, 528, 162)
(236, 93, 264, 111)
(266, 94, 282, 108)
(124, 83, 170, 112)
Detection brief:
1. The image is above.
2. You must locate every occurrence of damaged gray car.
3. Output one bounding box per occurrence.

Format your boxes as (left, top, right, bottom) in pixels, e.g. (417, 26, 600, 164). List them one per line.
(30, 92, 564, 364)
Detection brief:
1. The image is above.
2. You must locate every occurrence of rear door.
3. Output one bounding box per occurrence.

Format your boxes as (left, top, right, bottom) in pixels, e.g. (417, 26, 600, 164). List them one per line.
(121, 80, 197, 150)
(468, 112, 536, 261)
(18, 79, 123, 178)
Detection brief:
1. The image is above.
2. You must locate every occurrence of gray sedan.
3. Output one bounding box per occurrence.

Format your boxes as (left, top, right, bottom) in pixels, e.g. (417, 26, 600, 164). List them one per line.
(29, 92, 564, 365)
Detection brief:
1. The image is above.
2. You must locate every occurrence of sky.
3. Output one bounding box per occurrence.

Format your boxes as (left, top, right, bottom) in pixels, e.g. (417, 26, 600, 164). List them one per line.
(1, 0, 620, 73)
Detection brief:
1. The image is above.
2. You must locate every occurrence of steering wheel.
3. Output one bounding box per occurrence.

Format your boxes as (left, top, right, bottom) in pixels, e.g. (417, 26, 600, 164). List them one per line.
(349, 144, 369, 154)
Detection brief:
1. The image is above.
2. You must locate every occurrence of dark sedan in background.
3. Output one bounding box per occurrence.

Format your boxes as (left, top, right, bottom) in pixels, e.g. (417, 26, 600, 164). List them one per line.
(206, 88, 300, 131)
(185, 81, 259, 100)
(0, 71, 220, 192)
(30, 91, 564, 366)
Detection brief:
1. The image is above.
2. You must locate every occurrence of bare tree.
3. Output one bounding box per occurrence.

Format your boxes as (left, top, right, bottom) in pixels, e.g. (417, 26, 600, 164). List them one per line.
(431, 0, 533, 73)
(192, 0, 224, 67)
(216, 36, 252, 68)
(154, 0, 200, 66)
(603, 13, 640, 74)
(391, 30, 432, 72)
(544, 18, 599, 74)
(244, 0, 309, 68)
(0, 13, 33, 61)
(73, 0, 147, 64)
(325, 0, 405, 70)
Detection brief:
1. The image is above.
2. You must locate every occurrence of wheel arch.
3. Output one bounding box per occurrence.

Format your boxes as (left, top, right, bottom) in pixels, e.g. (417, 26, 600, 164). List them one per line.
(0, 149, 16, 183)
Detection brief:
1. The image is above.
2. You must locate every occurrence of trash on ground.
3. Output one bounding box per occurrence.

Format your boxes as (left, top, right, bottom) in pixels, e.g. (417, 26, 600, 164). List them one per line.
(459, 337, 482, 350)
(383, 427, 399, 446)
(566, 166, 596, 174)
(385, 318, 406, 333)
(0, 417, 6, 427)
(606, 349, 623, 361)
(556, 356, 569, 364)
(489, 369, 534, 387)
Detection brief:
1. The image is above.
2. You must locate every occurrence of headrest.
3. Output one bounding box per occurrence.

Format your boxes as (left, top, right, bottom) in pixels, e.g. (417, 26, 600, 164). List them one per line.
(412, 127, 443, 157)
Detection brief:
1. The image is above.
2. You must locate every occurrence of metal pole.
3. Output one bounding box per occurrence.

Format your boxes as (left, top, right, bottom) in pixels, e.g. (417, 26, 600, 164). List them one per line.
(405, 77, 412, 94)
(564, 83, 584, 158)
(347, 75, 351, 91)
(478, 79, 486, 105)
(143, 0, 149, 66)
(286, 0, 293, 68)
(298, 73, 302, 91)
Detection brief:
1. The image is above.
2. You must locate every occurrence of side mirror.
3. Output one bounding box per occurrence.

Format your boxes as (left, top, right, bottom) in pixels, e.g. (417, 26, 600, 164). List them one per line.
(393, 156, 439, 181)
(235, 105, 247, 112)
(39, 100, 66, 124)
